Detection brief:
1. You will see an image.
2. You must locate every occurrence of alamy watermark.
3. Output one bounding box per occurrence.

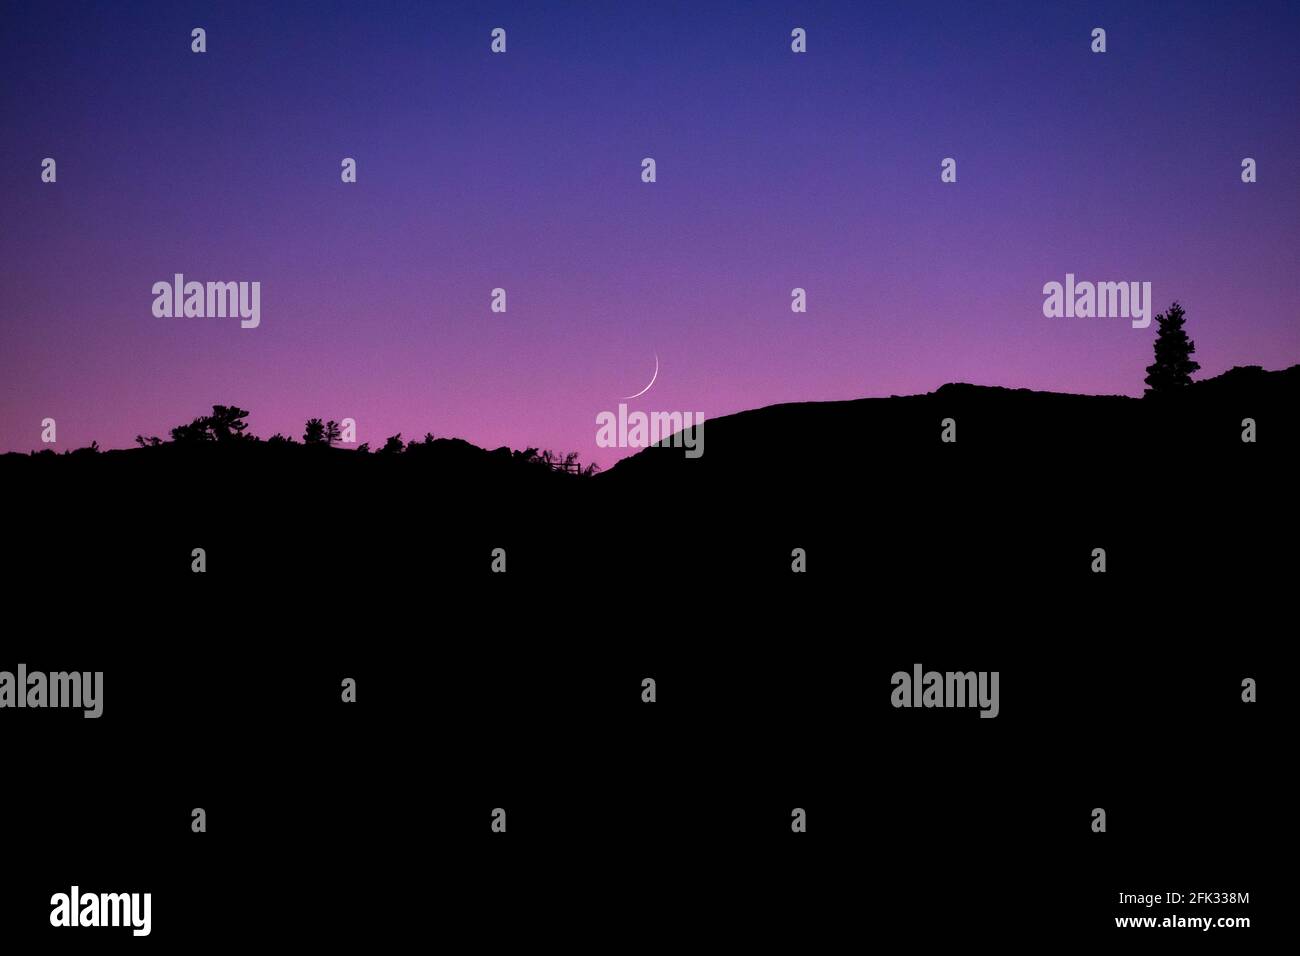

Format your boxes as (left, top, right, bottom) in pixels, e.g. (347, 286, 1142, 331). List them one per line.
(152, 273, 260, 328)
(595, 355, 704, 458)
(891, 664, 1000, 718)
(0, 664, 102, 718)
(1042, 273, 1151, 328)
(50, 886, 150, 936)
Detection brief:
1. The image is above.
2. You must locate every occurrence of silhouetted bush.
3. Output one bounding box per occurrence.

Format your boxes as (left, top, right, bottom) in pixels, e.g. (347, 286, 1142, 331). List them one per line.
(208, 405, 251, 441)
(170, 418, 212, 443)
(168, 405, 252, 442)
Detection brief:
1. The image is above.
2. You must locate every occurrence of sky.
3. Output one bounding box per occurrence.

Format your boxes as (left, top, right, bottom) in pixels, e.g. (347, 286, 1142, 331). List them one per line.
(2, 0, 1298, 466)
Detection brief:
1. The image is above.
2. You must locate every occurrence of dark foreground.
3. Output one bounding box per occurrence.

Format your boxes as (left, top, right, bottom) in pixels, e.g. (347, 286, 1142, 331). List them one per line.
(2, 369, 1289, 947)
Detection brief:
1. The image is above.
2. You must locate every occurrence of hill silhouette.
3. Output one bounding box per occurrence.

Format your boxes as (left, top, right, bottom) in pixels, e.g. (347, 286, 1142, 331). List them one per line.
(4, 364, 1294, 585)
(603, 363, 1299, 489)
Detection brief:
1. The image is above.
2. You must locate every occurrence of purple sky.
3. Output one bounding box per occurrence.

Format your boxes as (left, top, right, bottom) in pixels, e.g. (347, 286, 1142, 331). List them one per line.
(3, 1, 1297, 466)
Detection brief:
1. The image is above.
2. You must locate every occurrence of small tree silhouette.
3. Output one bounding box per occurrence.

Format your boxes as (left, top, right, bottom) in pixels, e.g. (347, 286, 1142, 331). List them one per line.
(208, 405, 250, 441)
(378, 433, 404, 455)
(166, 404, 252, 443)
(1144, 301, 1200, 396)
(324, 420, 342, 446)
(171, 417, 213, 443)
(303, 418, 325, 444)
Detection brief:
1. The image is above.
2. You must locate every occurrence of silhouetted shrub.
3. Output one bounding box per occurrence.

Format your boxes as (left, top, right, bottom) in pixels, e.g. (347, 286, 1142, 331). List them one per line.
(170, 418, 213, 443)
(168, 405, 252, 442)
(208, 405, 251, 441)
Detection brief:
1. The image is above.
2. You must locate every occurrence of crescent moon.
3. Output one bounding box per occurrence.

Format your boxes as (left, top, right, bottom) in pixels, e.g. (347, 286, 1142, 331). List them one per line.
(621, 353, 659, 400)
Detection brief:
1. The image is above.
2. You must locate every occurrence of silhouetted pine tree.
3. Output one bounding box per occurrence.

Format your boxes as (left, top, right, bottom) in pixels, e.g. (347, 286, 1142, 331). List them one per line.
(303, 418, 325, 444)
(1144, 301, 1200, 396)
(324, 420, 342, 446)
